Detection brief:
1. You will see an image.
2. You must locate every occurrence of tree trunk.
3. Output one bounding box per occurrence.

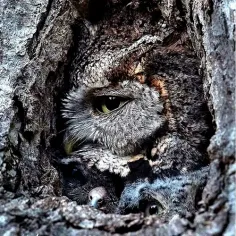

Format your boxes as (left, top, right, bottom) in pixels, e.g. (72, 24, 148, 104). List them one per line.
(0, 0, 235, 235)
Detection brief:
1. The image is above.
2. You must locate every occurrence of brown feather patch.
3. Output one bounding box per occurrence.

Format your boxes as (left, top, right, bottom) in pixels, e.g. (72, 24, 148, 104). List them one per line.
(150, 76, 177, 131)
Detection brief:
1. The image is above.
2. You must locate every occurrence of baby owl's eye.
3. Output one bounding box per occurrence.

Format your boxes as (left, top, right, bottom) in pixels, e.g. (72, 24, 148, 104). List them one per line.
(139, 197, 164, 216)
(94, 96, 129, 114)
(145, 203, 163, 216)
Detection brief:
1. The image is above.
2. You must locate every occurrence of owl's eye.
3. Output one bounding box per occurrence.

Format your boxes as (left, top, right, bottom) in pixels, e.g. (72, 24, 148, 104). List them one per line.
(94, 96, 129, 114)
(145, 203, 163, 216)
(97, 198, 103, 204)
(139, 197, 164, 216)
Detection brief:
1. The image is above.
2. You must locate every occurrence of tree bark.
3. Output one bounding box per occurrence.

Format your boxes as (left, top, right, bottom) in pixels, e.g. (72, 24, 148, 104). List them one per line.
(0, 0, 235, 235)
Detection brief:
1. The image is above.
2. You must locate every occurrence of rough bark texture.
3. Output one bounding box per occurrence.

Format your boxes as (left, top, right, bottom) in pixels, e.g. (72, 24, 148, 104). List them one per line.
(0, 0, 235, 235)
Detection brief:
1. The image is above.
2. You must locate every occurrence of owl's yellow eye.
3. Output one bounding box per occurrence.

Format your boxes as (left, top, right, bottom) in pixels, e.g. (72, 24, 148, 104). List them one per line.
(94, 96, 129, 114)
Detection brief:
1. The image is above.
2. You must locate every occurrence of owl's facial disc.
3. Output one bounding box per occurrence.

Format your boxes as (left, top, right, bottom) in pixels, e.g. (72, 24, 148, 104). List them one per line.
(118, 182, 166, 216)
(62, 78, 166, 178)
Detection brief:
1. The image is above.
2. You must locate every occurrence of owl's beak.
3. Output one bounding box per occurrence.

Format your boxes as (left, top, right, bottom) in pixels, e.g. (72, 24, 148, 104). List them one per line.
(89, 198, 99, 208)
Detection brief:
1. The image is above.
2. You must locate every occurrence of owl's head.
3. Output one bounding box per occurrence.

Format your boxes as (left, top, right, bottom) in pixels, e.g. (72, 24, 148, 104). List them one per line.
(62, 78, 166, 157)
(117, 167, 208, 220)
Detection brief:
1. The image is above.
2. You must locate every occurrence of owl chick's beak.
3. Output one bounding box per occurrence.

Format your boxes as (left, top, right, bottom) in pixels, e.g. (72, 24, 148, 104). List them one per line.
(89, 197, 99, 208)
(88, 186, 107, 209)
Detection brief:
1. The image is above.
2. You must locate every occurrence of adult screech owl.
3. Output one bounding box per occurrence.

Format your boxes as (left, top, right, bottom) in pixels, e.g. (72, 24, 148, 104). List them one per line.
(61, 35, 210, 175)
(60, 34, 211, 211)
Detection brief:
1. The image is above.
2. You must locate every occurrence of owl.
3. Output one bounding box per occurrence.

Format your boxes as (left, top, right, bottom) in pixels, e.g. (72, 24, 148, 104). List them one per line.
(59, 159, 119, 212)
(117, 166, 209, 221)
(60, 35, 211, 211)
